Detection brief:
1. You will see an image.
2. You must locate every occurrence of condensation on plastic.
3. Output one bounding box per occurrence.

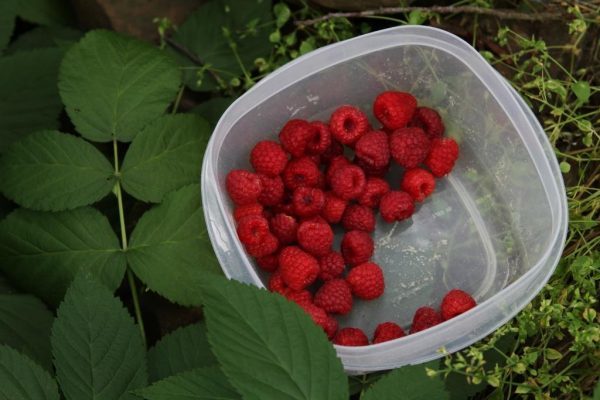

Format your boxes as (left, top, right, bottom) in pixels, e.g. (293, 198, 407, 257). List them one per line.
(201, 26, 568, 373)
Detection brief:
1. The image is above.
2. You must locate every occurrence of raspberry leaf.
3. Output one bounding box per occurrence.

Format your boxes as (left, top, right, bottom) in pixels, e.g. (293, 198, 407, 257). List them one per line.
(135, 367, 240, 400)
(51, 273, 147, 400)
(201, 277, 349, 400)
(361, 364, 449, 400)
(6, 26, 82, 54)
(147, 322, 217, 382)
(0, 207, 126, 305)
(0, 0, 16, 53)
(0, 345, 59, 400)
(127, 184, 220, 306)
(17, 0, 74, 27)
(59, 30, 180, 142)
(0, 130, 116, 211)
(121, 114, 210, 203)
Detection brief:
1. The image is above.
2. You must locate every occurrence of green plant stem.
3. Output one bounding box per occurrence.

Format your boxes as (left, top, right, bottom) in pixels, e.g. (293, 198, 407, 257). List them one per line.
(113, 139, 147, 348)
(172, 85, 184, 114)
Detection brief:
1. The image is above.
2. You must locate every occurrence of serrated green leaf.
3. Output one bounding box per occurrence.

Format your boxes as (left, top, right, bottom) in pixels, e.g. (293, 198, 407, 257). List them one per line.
(147, 322, 217, 382)
(128, 184, 219, 306)
(52, 273, 147, 400)
(0, 294, 53, 371)
(136, 366, 239, 400)
(189, 97, 234, 127)
(0, 207, 126, 305)
(17, 0, 74, 26)
(0, 48, 63, 150)
(7, 26, 82, 54)
(362, 364, 449, 400)
(0, 0, 16, 53)
(0, 345, 59, 400)
(571, 80, 590, 105)
(121, 114, 210, 203)
(0, 131, 115, 211)
(201, 276, 348, 400)
(59, 30, 181, 142)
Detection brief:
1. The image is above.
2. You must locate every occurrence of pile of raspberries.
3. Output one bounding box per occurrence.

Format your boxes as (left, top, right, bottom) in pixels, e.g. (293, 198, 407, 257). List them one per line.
(225, 91, 475, 346)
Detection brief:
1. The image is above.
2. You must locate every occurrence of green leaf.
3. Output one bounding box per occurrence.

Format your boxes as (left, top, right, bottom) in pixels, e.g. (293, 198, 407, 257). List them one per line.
(559, 161, 571, 173)
(0, 294, 53, 371)
(121, 114, 210, 203)
(147, 322, 217, 382)
(362, 364, 449, 400)
(17, 0, 74, 26)
(274, 2, 291, 28)
(0, 207, 126, 305)
(0, 345, 59, 400)
(59, 30, 181, 142)
(0, 48, 63, 150)
(0, 131, 115, 211)
(52, 273, 147, 400)
(545, 79, 567, 100)
(201, 276, 348, 400)
(136, 367, 240, 400)
(571, 80, 591, 105)
(7, 26, 82, 54)
(128, 184, 219, 306)
(189, 97, 234, 127)
(593, 378, 600, 400)
(0, 0, 16, 53)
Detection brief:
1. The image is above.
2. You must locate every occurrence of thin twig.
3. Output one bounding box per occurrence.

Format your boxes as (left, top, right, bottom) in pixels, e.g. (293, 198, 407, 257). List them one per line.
(164, 36, 222, 83)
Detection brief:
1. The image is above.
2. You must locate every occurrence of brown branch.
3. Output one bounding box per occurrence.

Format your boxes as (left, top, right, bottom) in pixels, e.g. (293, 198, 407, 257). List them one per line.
(164, 36, 222, 84)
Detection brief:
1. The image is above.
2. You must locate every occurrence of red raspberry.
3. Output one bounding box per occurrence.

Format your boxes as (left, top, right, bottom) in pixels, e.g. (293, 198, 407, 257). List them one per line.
(297, 219, 333, 257)
(245, 233, 278, 257)
(358, 178, 390, 208)
(306, 121, 332, 155)
(300, 215, 328, 225)
(441, 289, 476, 320)
(236, 215, 269, 245)
(329, 105, 370, 145)
(410, 306, 442, 333)
(354, 156, 389, 178)
(409, 107, 445, 139)
(279, 119, 317, 157)
(342, 204, 375, 233)
(389, 127, 431, 169)
(257, 174, 284, 206)
(401, 168, 435, 202)
(425, 137, 459, 177)
(250, 140, 288, 176)
(325, 155, 351, 186)
(319, 251, 345, 281)
(373, 91, 417, 130)
(333, 327, 368, 346)
(324, 316, 338, 339)
(331, 165, 366, 200)
(320, 140, 344, 163)
(279, 246, 320, 290)
(284, 289, 313, 306)
(321, 192, 347, 224)
(257, 253, 279, 272)
(268, 271, 286, 294)
(226, 170, 263, 205)
(341, 230, 374, 266)
(314, 279, 353, 315)
(379, 191, 415, 222)
(270, 213, 298, 245)
(346, 262, 384, 300)
(233, 203, 263, 222)
(299, 302, 331, 334)
(282, 157, 321, 191)
(355, 130, 390, 169)
(372, 322, 406, 344)
(292, 187, 325, 217)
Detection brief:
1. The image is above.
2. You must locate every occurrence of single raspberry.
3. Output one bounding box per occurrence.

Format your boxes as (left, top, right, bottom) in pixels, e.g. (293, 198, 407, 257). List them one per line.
(329, 105, 370, 145)
(379, 191, 415, 222)
(389, 127, 431, 169)
(284, 289, 313, 306)
(233, 203, 263, 222)
(425, 137, 459, 177)
(299, 302, 331, 334)
(320, 140, 344, 163)
(346, 262, 384, 300)
(331, 165, 366, 200)
(257, 253, 279, 272)
(372, 322, 406, 344)
(250, 140, 288, 176)
(279, 119, 317, 157)
(306, 121, 332, 155)
(325, 155, 351, 186)
(268, 271, 287, 294)
(319, 251, 345, 281)
(341, 230, 374, 266)
(279, 246, 320, 290)
(441, 289, 476, 320)
(297, 219, 333, 257)
(292, 187, 325, 217)
(321, 193, 347, 224)
(409, 107, 445, 139)
(270, 213, 298, 245)
(282, 157, 321, 191)
(358, 178, 390, 208)
(410, 307, 442, 333)
(354, 156, 390, 178)
(324, 316, 338, 339)
(342, 204, 375, 233)
(236, 215, 270, 245)
(226, 170, 263, 205)
(245, 233, 278, 257)
(355, 130, 390, 169)
(373, 91, 417, 130)
(314, 279, 353, 315)
(333, 327, 368, 346)
(401, 168, 435, 202)
(257, 174, 285, 206)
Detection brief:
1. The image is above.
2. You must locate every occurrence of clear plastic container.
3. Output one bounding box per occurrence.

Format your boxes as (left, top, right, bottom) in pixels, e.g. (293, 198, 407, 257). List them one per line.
(201, 26, 568, 373)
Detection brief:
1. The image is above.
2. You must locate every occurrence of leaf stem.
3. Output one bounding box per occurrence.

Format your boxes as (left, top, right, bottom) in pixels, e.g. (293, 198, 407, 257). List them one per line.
(172, 85, 184, 114)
